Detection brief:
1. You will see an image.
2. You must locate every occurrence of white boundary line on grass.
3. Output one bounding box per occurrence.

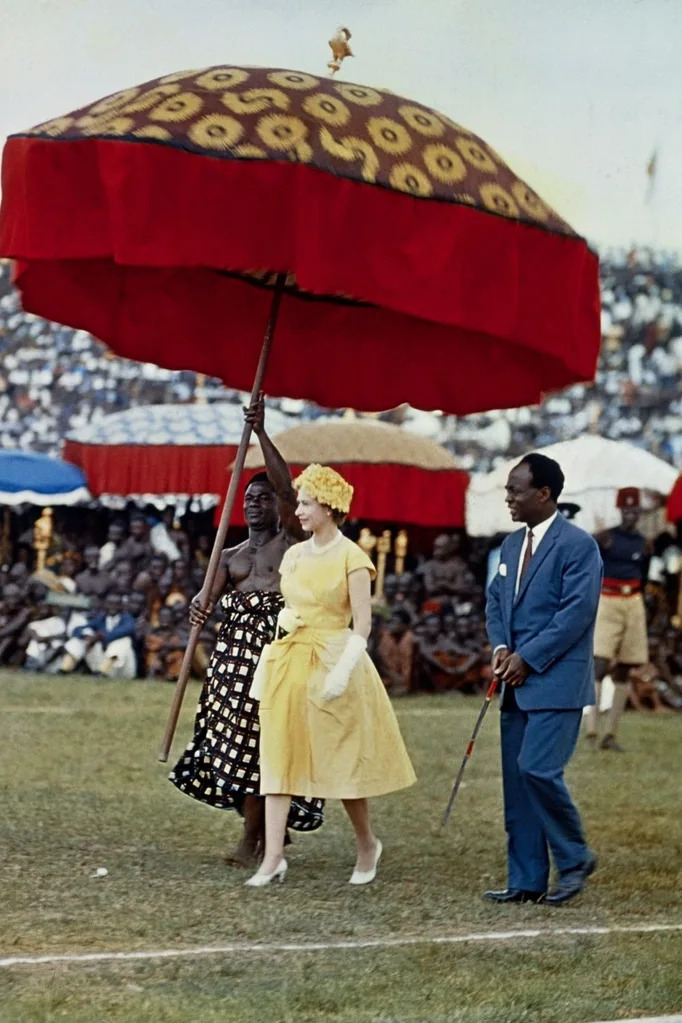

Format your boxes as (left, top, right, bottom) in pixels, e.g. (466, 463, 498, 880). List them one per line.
(1, 922, 681, 969)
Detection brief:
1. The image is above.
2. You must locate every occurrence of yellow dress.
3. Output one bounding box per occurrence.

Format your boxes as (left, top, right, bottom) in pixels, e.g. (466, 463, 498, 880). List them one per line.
(257, 535, 417, 800)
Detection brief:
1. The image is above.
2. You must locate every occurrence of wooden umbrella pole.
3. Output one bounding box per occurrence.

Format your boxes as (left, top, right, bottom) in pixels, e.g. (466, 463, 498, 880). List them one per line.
(158, 274, 286, 762)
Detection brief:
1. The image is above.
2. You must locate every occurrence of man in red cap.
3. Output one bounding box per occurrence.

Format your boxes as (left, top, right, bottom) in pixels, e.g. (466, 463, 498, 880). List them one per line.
(585, 487, 649, 751)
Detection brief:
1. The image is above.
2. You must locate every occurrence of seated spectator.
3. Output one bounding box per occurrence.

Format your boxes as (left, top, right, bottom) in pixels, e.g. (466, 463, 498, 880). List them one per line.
(642, 631, 682, 710)
(190, 562, 207, 597)
(134, 553, 169, 623)
(76, 545, 112, 600)
(8, 562, 29, 591)
(0, 583, 32, 666)
(395, 572, 422, 624)
(163, 560, 192, 609)
(162, 507, 191, 562)
(99, 521, 126, 569)
(112, 514, 154, 575)
(59, 592, 136, 678)
(145, 605, 186, 681)
(193, 535, 211, 573)
(445, 614, 485, 693)
(413, 613, 462, 691)
(628, 656, 672, 714)
(148, 510, 182, 564)
(376, 608, 414, 695)
(111, 560, 135, 596)
(124, 590, 149, 678)
(419, 534, 469, 609)
(56, 555, 79, 594)
(23, 601, 68, 672)
(372, 574, 401, 619)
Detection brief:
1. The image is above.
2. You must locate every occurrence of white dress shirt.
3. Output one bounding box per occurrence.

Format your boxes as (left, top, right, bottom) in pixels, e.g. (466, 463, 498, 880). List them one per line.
(494, 512, 560, 657)
(514, 512, 559, 597)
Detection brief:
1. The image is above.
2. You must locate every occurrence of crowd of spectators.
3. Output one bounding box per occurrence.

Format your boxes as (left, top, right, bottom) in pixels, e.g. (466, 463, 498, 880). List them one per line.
(0, 510, 215, 681)
(2, 250, 682, 472)
(1, 514, 681, 714)
(369, 530, 682, 712)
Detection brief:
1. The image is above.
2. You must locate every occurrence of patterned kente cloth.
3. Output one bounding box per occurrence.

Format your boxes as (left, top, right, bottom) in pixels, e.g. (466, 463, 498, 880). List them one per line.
(169, 590, 324, 831)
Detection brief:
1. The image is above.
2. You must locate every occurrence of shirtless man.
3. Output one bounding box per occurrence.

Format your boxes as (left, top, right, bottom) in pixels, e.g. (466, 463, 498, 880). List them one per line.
(169, 396, 323, 866)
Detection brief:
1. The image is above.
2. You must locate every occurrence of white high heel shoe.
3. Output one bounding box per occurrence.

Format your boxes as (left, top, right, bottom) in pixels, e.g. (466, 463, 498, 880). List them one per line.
(349, 840, 383, 886)
(244, 859, 288, 888)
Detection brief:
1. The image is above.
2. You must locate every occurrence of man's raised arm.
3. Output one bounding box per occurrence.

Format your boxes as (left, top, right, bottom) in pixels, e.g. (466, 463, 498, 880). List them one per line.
(244, 394, 305, 540)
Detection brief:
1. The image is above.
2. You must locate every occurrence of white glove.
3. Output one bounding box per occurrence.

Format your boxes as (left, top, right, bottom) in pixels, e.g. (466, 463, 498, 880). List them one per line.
(321, 635, 367, 702)
(276, 607, 304, 636)
(249, 644, 271, 702)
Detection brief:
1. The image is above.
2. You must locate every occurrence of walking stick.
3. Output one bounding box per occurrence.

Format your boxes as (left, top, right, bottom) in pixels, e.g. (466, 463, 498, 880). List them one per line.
(440, 676, 499, 827)
(157, 274, 286, 762)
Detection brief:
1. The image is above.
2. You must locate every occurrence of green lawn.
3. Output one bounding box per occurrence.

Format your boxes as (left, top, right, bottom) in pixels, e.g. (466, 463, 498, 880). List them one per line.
(1, 672, 681, 1023)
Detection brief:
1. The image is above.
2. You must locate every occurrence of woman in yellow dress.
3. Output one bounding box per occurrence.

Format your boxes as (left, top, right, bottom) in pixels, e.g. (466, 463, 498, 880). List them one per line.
(246, 464, 416, 888)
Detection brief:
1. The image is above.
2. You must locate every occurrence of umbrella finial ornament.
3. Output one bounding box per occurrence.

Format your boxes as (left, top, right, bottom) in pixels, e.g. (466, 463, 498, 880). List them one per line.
(328, 26, 353, 75)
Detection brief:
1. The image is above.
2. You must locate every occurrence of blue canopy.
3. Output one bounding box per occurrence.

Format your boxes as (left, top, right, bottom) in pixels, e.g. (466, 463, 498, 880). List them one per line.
(0, 451, 90, 506)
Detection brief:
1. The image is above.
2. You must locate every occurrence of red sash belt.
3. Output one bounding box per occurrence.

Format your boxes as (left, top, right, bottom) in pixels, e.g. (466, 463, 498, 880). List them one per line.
(601, 578, 642, 597)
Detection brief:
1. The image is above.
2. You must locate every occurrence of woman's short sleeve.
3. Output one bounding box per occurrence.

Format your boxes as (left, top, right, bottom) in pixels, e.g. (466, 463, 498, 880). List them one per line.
(346, 541, 377, 580)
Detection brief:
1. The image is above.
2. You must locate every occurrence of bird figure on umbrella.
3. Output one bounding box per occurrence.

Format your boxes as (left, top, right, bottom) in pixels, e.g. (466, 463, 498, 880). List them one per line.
(328, 27, 354, 75)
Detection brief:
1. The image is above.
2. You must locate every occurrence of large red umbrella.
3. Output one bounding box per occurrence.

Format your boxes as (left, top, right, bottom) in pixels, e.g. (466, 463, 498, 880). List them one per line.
(0, 64, 599, 415)
(0, 64, 601, 757)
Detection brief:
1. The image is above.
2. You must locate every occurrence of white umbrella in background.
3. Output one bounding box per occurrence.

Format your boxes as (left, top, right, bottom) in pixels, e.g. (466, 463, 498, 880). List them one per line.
(467, 435, 678, 537)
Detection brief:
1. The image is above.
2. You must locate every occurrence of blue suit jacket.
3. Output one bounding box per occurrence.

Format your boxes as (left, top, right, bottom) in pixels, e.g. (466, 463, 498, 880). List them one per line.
(486, 514, 602, 711)
(74, 612, 136, 648)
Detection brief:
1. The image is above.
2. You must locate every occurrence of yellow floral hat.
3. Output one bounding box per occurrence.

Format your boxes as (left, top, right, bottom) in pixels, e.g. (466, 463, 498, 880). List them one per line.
(294, 464, 354, 514)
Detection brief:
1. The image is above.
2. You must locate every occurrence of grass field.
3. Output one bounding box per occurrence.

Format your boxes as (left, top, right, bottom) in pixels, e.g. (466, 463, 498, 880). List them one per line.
(1, 672, 681, 1023)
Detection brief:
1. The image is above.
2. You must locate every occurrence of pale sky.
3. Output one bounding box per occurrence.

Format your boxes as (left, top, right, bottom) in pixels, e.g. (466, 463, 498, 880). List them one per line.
(1, 0, 680, 251)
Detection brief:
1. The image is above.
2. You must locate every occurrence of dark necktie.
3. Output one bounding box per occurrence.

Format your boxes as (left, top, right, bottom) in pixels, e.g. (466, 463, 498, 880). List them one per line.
(519, 529, 534, 583)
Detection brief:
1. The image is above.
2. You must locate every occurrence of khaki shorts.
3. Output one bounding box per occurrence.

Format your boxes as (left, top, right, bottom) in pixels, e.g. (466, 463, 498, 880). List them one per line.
(593, 593, 648, 665)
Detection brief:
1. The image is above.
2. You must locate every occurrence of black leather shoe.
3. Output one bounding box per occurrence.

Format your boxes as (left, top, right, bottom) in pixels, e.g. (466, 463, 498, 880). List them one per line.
(483, 888, 545, 904)
(545, 853, 597, 906)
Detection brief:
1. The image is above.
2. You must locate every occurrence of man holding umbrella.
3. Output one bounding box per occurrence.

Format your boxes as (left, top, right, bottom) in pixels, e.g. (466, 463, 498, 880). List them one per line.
(169, 397, 323, 866)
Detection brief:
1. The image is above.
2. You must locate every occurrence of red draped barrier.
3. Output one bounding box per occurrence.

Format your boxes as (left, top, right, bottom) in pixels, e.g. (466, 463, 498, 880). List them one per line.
(667, 475, 682, 523)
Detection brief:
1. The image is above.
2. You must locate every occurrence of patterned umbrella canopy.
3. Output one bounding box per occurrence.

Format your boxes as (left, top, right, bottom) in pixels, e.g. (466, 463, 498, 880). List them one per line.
(0, 64, 600, 415)
(242, 420, 468, 526)
(0, 450, 89, 506)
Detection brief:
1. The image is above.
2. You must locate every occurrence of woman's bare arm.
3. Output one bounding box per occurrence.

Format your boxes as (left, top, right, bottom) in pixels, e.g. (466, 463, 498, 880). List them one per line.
(348, 568, 372, 641)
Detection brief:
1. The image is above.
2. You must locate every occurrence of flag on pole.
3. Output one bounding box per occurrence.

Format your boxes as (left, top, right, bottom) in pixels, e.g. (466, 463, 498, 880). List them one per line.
(646, 149, 658, 203)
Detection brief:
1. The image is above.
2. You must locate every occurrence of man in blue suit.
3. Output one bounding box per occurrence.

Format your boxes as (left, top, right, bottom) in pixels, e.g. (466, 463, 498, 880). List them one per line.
(485, 453, 602, 906)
